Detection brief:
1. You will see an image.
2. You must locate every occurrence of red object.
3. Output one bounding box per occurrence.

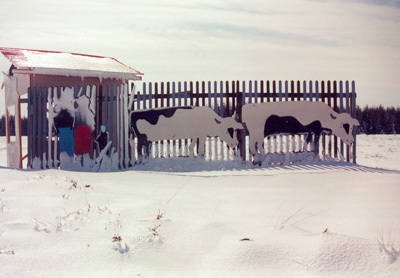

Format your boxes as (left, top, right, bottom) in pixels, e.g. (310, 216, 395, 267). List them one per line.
(74, 125, 92, 155)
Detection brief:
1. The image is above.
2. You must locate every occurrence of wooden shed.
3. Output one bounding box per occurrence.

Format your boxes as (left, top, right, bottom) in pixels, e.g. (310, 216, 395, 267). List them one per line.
(1, 47, 142, 169)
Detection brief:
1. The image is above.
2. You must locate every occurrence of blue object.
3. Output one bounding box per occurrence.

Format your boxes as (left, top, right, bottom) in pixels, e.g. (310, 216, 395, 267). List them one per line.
(58, 127, 74, 156)
(100, 124, 108, 132)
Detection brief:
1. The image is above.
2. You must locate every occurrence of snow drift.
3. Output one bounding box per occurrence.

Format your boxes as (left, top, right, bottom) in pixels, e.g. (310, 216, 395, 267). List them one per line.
(0, 135, 399, 277)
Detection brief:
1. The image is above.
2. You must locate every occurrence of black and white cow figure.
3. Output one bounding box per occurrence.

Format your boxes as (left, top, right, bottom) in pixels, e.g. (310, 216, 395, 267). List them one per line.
(131, 106, 244, 161)
(242, 101, 360, 164)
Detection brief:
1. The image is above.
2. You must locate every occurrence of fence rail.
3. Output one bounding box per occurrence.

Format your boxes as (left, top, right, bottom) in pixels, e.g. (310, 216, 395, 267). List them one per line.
(133, 80, 357, 164)
(26, 80, 357, 169)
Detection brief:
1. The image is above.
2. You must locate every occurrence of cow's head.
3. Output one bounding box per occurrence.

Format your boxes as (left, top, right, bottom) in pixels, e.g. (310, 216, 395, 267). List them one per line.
(330, 113, 360, 145)
(215, 116, 245, 148)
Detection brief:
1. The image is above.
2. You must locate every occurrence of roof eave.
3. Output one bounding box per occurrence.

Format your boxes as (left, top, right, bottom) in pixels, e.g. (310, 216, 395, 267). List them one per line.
(12, 67, 142, 81)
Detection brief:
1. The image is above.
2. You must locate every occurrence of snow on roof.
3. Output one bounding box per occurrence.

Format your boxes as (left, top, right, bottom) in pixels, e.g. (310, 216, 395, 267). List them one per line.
(0, 47, 143, 80)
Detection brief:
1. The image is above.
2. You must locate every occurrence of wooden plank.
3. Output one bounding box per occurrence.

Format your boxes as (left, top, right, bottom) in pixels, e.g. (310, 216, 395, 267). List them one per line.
(302, 81, 308, 152)
(149, 82, 153, 109)
(313, 81, 319, 155)
(295, 81, 301, 152)
(207, 81, 212, 159)
(184, 82, 189, 155)
(98, 85, 103, 130)
(201, 81, 206, 107)
(351, 81, 357, 163)
(124, 84, 130, 167)
(195, 81, 200, 107)
(207, 81, 212, 109)
(170, 81, 175, 107)
(27, 87, 32, 167)
(231, 80, 236, 115)
(137, 84, 142, 110)
(53, 87, 59, 166)
(142, 82, 147, 109)
(242, 80, 248, 161)
(161, 82, 165, 108)
(222, 81, 230, 160)
(155, 82, 159, 108)
(189, 81, 194, 107)
(260, 80, 265, 103)
(321, 81, 326, 159)
(116, 85, 120, 165)
(327, 81, 332, 158)
(290, 80, 295, 101)
(219, 81, 224, 117)
(214, 81, 219, 160)
(42, 87, 48, 168)
(34, 87, 39, 164)
(327, 81, 332, 107)
(339, 81, 344, 158)
(254, 80, 258, 104)
(160, 82, 165, 157)
(109, 85, 115, 150)
(278, 81, 283, 154)
(333, 81, 338, 158)
(248, 80, 253, 104)
(39, 87, 44, 168)
(225, 81, 230, 117)
(177, 82, 183, 157)
(104, 85, 108, 130)
(236, 80, 244, 160)
(47, 87, 53, 168)
(42, 87, 51, 169)
(178, 82, 182, 107)
(265, 81, 271, 156)
(285, 81, 291, 154)
(345, 81, 350, 162)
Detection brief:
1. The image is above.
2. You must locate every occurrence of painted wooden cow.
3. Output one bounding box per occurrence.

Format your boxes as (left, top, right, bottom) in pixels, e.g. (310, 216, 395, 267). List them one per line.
(242, 101, 360, 162)
(130, 106, 244, 159)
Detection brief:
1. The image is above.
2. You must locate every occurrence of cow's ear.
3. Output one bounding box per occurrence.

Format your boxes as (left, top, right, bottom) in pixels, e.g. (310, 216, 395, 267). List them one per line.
(330, 113, 337, 120)
(215, 118, 222, 124)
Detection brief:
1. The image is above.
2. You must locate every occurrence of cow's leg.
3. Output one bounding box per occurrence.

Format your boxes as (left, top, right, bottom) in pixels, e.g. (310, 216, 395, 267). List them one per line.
(188, 138, 197, 156)
(252, 139, 265, 166)
(144, 141, 152, 158)
(303, 133, 312, 152)
(136, 137, 144, 164)
(248, 129, 263, 155)
(197, 137, 206, 157)
(314, 133, 320, 156)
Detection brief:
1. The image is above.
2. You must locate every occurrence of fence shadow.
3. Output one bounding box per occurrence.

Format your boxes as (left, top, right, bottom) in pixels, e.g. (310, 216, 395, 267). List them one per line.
(2, 158, 398, 175)
(130, 157, 400, 175)
(264, 161, 400, 175)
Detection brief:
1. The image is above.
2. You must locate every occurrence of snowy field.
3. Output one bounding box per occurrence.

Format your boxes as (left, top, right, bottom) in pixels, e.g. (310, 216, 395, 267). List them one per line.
(0, 135, 399, 277)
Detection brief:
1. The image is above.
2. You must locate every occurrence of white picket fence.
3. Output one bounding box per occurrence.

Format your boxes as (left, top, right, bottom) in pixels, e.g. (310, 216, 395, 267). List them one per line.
(26, 80, 357, 169)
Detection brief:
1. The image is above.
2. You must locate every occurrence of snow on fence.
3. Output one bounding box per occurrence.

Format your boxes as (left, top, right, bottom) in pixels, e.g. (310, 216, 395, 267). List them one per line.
(26, 83, 131, 169)
(26, 80, 357, 170)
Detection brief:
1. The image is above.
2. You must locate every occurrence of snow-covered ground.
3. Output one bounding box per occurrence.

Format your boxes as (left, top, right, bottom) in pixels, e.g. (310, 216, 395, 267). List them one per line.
(0, 135, 399, 277)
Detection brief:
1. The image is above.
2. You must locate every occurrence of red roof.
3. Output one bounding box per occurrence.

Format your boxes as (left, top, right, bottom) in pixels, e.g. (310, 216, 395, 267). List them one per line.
(0, 47, 142, 80)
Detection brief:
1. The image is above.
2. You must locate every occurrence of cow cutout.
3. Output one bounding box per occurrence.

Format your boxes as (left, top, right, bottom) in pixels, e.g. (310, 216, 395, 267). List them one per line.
(130, 106, 244, 161)
(242, 101, 360, 164)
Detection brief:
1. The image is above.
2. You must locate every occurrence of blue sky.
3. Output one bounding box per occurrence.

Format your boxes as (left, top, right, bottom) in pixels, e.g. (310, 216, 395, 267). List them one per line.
(0, 0, 399, 115)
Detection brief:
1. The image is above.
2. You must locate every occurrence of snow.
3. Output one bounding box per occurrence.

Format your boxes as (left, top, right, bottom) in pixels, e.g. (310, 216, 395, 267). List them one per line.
(0, 48, 142, 76)
(0, 135, 399, 277)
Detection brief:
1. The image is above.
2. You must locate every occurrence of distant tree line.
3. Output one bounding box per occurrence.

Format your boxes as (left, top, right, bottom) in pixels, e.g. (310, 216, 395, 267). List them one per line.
(0, 105, 399, 136)
(356, 105, 400, 134)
